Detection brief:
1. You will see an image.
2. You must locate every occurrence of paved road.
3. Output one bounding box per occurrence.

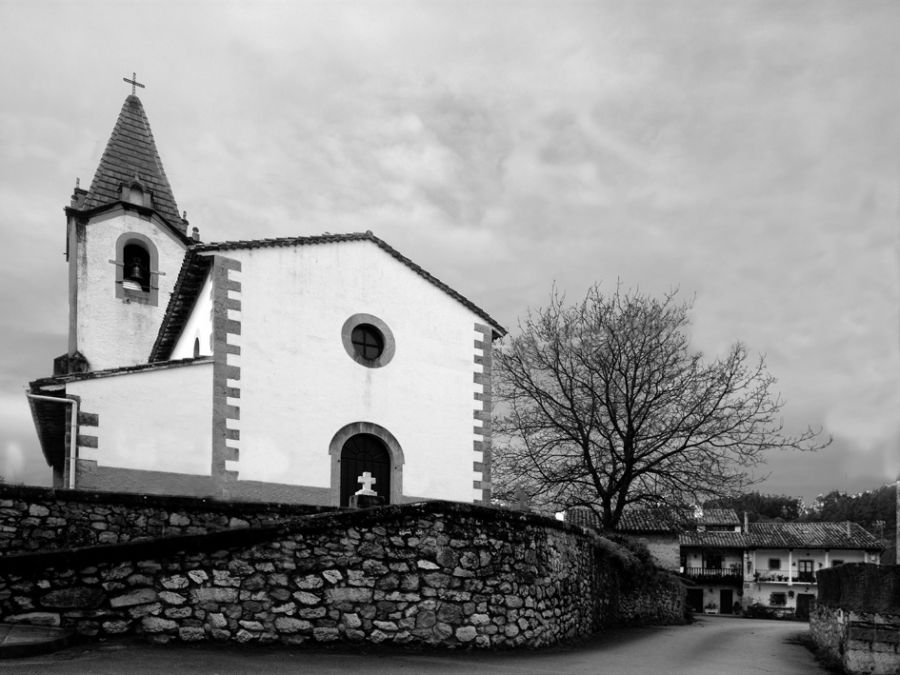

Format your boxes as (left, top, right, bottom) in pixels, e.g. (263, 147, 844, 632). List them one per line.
(1, 616, 827, 674)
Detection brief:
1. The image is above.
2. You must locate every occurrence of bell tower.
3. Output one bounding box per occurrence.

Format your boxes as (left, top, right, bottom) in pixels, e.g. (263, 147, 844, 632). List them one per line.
(59, 77, 196, 374)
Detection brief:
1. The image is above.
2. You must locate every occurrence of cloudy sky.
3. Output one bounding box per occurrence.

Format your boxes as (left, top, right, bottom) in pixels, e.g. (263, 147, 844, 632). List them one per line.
(1, 0, 898, 502)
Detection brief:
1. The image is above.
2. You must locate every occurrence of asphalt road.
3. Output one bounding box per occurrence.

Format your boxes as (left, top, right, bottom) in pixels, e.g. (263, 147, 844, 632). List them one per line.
(1, 616, 828, 674)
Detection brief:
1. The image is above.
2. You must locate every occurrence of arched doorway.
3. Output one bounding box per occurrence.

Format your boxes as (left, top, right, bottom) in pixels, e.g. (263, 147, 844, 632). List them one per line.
(339, 433, 391, 506)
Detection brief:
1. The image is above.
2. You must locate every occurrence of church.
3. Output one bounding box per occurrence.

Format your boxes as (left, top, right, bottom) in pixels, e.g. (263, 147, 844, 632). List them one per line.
(27, 84, 504, 507)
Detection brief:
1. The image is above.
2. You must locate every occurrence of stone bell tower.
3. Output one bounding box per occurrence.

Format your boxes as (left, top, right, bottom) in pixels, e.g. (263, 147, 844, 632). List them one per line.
(59, 76, 195, 374)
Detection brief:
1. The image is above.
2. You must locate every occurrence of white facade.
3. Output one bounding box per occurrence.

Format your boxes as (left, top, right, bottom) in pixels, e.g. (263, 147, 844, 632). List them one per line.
(69, 207, 187, 370)
(196, 241, 485, 503)
(743, 547, 878, 613)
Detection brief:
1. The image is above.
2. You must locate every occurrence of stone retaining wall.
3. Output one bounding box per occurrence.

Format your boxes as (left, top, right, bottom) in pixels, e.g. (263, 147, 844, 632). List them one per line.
(0, 500, 684, 648)
(810, 564, 900, 675)
(0, 485, 332, 554)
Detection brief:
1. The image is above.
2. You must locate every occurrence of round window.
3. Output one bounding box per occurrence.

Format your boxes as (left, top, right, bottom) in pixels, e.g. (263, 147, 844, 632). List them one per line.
(341, 314, 395, 368)
(351, 324, 384, 361)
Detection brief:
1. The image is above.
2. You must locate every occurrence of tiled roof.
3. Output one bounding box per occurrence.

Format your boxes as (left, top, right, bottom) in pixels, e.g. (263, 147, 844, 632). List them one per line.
(679, 531, 748, 549)
(748, 522, 882, 551)
(150, 232, 506, 362)
(696, 509, 741, 526)
(30, 357, 212, 389)
(149, 252, 213, 362)
(79, 95, 187, 235)
(616, 509, 687, 534)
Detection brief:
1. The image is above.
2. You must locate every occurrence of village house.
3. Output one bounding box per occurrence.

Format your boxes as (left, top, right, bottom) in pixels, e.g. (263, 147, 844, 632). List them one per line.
(679, 510, 882, 618)
(679, 509, 745, 614)
(742, 521, 882, 618)
(612, 509, 683, 571)
(26, 88, 504, 506)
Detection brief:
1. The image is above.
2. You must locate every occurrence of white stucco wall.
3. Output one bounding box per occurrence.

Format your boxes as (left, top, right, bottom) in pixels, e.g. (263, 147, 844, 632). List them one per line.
(222, 240, 486, 503)
(170, 271, 214, 359)
(744, 547, 876, 609)
(74, 209, 187, 370)
(68, 362, 213, 475)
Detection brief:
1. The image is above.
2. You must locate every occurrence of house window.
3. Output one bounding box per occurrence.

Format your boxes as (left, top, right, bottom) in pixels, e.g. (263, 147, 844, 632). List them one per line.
(768, 558, 781, 570)
(769, 592, 787, 607)
(114, 233, 160, 306)
(341, 314, 395, 368)
(798, 559, 815, 583)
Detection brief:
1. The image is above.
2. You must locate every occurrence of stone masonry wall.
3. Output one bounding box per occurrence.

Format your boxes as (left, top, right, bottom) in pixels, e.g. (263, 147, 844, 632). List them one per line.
(0, 485, 332, 554)
(0, 500, 684, 649)
(810, 564, 900, 675)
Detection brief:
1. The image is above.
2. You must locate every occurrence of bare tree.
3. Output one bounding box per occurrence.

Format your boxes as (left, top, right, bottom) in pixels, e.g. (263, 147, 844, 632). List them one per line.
(493, 284, 828, 530)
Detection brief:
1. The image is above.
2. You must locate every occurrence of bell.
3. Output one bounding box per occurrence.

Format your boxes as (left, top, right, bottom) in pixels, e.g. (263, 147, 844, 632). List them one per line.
(122, 257, 147, 292)
(128, 259, 144, 281)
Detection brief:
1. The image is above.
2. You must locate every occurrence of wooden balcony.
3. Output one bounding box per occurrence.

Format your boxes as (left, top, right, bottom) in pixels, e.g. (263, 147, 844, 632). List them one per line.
(682, 567, 743, 584)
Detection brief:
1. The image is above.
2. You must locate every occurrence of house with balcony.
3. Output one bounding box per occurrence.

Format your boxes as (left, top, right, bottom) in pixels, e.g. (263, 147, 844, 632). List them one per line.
(743, 521, 883, 619)
(679, 508, 746, 614)
(678, 511, 882, 618)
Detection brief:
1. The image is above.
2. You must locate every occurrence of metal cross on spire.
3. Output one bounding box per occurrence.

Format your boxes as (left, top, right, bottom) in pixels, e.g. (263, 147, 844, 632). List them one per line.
(123, 72, 145, 96)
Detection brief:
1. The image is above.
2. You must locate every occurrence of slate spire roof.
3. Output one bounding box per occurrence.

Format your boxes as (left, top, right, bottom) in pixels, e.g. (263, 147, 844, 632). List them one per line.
(79, 95, 187, 234)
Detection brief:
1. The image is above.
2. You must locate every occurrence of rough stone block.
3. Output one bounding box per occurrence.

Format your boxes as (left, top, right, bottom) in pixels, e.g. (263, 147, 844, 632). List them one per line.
(5, 612, 61, 626)
(110, 588, 158, 608)
(159, 591, 187, 605)
(102, 619, 131, 634)
(191, 587, 238, 603)
(455, 625, 477, 642)
(275, 617, 311, 633)
(161, 575, 189, 590)
(142, 616, 177, 633)
(187, 570, 209, 584)
(313, 627, 339, 642)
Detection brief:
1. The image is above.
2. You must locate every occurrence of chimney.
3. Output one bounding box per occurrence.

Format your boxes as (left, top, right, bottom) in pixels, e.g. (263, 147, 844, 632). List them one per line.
(846, 521, 851, 536)
(744, 511, 749, 534)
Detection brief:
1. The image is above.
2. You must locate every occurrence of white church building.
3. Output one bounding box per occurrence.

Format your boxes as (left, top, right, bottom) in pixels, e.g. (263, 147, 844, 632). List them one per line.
(27, 89, 504, 506)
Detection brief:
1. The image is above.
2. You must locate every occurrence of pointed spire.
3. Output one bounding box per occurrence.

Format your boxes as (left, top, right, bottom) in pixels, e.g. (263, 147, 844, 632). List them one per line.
(81, 95, 186, 234)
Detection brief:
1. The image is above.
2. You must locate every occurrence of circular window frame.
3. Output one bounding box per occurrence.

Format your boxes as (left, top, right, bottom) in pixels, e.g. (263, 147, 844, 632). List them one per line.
(341, 313, 395, 368)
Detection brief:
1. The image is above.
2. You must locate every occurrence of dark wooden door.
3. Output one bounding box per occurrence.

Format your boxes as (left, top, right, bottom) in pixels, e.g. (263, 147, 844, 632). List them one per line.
(795, 593, 814, 620)
(686, 589, 704, 613)
(340, 434, 390, 506)
(719, 589, 733, 614)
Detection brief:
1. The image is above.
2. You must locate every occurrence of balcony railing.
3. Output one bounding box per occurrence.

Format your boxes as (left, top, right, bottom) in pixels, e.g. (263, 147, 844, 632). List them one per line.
(682, 567, 743, 582)
(753, 572, 817, 585)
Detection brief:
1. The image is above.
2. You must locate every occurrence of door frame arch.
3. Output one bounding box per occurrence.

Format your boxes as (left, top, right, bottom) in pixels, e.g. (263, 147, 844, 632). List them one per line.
(328, 422, 404, 506)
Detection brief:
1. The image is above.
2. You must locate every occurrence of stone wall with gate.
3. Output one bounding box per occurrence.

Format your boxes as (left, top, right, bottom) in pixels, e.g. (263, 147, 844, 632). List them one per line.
(0, 497, 685, 648)
(810, 563, 900, 675)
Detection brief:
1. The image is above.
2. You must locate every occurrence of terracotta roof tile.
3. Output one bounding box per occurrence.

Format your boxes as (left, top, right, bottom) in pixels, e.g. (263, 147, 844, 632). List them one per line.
(80, 95, 186, 234)
(697, 509, 741, 526)
(679, 531, 748, 549)
(616, 509, 687, 534)
(748, 522, 882, 551)
(150, 232, 506, 362)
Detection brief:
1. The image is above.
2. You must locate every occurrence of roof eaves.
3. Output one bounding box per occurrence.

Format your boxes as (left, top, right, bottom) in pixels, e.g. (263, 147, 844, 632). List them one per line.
(30, 357, 212, 389)
(65, 201, 193, 246)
